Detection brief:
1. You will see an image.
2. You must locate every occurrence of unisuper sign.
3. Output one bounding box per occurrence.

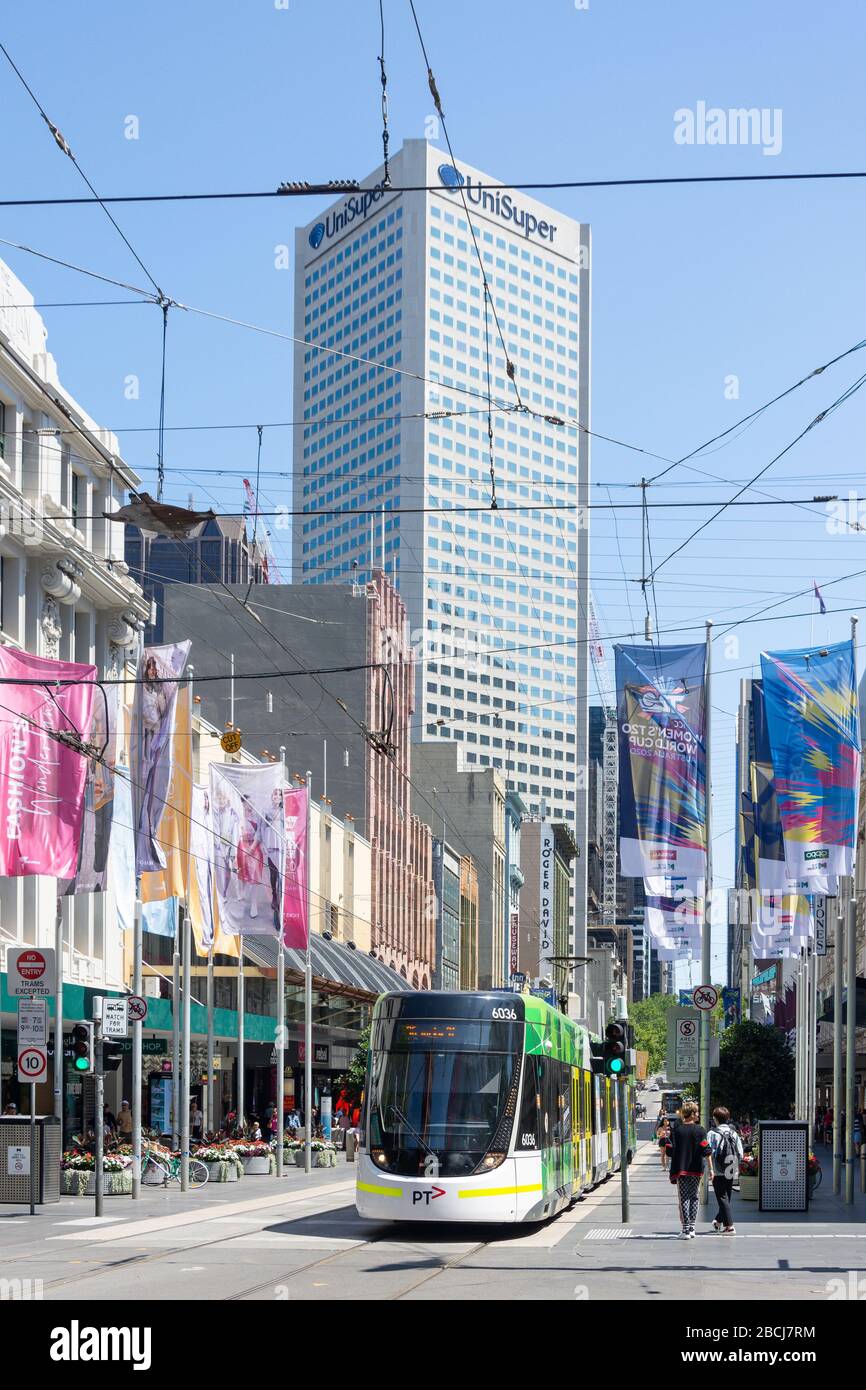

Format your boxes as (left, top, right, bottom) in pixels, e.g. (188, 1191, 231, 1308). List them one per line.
(307, 163, 557, 250)
(437, 163, 557, 243)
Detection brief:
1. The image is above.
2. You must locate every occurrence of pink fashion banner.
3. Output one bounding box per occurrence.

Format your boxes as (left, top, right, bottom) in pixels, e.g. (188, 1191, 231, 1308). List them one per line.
(282, 785, 308, 949)
(0, 647, 97, 878)
(210, 761, 285, 935)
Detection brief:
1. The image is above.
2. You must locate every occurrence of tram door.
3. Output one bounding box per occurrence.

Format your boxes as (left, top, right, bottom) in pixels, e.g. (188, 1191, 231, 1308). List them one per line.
(572, 1070, 582, 1192)
(583, 1073, 592, 1187)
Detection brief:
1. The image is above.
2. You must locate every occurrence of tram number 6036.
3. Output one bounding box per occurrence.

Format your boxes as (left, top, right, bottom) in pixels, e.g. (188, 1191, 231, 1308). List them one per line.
(492, 1007, 517, 1020)
(520, 1133, 536, 1147)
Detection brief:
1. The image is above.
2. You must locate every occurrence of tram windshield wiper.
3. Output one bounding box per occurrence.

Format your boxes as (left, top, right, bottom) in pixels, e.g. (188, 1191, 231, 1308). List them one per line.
(388, 1103, 437, 1160)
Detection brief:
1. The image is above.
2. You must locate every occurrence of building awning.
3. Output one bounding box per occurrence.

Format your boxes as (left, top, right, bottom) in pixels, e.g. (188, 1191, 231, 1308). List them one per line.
(241, 934, 417, 998)
(817, 978, 866, 1027)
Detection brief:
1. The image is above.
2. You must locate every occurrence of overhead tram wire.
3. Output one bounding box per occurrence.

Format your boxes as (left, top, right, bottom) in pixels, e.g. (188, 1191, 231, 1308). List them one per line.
(647, 336, 866, 484)
(11, 231, 863, 486)
(648, 367, 866, 582)
(64, 493, 842, 523)
(2, 170, 866, 208)
(0, 41, 164, 299)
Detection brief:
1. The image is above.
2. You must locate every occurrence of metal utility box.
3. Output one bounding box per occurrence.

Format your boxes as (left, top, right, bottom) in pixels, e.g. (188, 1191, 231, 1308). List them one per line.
(758, 1120, 809, 1213)
(0, 1115, 61, 1204)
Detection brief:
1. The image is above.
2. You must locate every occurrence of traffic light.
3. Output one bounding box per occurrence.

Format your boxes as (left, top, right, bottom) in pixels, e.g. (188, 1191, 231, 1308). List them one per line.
(71, 1022, 93, 1074)
(604, 1020, 627, 1077)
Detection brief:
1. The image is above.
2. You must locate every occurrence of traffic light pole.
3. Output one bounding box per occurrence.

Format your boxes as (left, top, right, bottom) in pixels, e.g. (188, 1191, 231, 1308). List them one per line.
(93, 1000, 104, 1219)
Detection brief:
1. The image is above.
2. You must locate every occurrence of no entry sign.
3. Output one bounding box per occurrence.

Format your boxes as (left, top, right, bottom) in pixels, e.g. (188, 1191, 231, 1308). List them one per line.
(8, 946, 56, 997)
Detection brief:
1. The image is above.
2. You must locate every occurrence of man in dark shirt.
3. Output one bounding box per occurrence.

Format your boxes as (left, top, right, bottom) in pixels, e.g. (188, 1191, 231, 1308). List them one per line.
(664, 1100, 713, 1238)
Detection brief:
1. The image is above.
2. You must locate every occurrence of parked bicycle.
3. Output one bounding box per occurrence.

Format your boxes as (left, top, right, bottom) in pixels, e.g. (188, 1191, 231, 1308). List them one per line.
(142, 1142, 209, 1188)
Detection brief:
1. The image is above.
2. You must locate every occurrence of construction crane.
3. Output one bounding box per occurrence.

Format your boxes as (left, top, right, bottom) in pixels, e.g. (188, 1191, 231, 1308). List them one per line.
(242, 477, 283, 584)
(588, 594, 618, 930)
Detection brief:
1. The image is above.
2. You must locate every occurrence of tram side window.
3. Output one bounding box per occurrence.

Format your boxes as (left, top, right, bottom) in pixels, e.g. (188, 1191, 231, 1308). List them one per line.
(515, 1054, 540, 1151)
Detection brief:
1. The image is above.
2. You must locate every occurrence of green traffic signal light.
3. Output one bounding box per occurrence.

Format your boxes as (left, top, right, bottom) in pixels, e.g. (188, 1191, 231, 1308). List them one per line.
(609, 1057, 624, 1074)
(71, 1023, 92, 1073)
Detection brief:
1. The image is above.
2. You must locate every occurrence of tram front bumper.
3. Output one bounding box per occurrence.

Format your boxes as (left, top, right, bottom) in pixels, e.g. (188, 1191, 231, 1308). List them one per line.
(355, 1156, 543, 1223)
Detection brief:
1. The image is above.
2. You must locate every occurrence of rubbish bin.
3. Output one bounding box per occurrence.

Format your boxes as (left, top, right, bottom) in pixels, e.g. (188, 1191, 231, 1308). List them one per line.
(346, 1130, 356, 1163)
(0, 1115, 62, 1204)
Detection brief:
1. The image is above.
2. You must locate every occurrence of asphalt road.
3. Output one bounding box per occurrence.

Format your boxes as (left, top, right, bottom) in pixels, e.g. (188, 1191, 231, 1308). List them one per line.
(2, 1126, 863, 1302)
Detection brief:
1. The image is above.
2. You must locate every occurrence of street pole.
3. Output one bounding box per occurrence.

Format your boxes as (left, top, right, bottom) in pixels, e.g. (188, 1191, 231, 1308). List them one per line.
(305, 768, 313, 1176)
(171, 946, 180, 1148)
(796, 949, 805, 1120)
(54, 896, 64, 1140)
(237, 950, 245, 1132)
(93, 998, 104, 1219)
(700, 621, 713, 1204)
(846, 612, 859, 1203)
(132, 888, 143, 1199)
(845, 893, 856, 1204)
(276, 743, 287, 1177)
(206, 945, 214, 1135)
(181, 901, 191, 1191)
(833, 891, 844, 1194)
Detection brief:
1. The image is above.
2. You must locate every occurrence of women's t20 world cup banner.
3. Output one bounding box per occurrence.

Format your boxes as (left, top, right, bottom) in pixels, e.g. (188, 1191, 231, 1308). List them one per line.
(759, 639, 860, 886)
(615, 642, 708, 882)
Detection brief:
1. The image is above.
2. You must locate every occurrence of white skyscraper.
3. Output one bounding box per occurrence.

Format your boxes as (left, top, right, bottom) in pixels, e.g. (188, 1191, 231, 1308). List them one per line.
(293, 139, 591, 979)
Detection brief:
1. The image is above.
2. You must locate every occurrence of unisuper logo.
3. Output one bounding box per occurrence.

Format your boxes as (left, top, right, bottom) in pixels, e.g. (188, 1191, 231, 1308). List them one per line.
(308, 181, 388, 249)
(436, 163, 557, 243)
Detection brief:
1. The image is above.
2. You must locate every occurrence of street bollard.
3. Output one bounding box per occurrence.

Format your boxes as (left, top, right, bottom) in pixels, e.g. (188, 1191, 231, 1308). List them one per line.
(346, 1131, 356, 1163)
(860, 1147, 865, 1194)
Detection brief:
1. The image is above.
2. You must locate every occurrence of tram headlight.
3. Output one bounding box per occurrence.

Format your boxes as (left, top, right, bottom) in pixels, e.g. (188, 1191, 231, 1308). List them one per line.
(474, 1151, 506, 1173)
(371, 1148, 388, 1167)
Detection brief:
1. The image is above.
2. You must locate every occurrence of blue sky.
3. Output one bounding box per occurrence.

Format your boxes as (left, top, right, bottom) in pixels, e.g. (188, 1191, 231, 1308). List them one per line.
(3, 1, 865, 978)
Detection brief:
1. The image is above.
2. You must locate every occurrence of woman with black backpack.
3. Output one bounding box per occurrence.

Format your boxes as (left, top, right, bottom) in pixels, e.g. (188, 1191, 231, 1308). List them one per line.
(707, 1106, 744, 1234)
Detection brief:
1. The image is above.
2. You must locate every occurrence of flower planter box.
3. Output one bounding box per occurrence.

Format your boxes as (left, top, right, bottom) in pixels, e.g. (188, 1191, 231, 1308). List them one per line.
(142, 1164, 166, 1186)
(293, 1149, 336, 1168)
(202, 1159, 240, 1183)
(737, 1173, 758, 1201)
(61, 1170, 133, 1197)
(241, 1155, 273, 1175)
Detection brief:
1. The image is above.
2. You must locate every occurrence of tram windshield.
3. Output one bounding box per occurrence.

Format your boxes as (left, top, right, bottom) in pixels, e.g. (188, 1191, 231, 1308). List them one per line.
(368, 1017, 520, 1176)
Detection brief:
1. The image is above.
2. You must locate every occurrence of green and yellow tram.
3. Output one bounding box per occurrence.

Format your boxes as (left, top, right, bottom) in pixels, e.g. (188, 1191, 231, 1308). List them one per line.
(356, 990, 635, 1224)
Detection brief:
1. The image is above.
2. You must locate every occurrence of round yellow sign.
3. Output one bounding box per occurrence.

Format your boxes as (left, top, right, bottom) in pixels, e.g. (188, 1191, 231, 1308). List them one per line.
(220, 730, 242, 754)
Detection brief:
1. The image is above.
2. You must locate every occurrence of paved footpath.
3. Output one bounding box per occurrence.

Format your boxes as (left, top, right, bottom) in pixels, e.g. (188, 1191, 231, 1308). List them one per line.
(1, 1140, 864, 1301)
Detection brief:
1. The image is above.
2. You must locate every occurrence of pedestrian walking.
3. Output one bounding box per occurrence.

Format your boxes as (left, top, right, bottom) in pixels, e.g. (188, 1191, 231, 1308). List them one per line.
(117, 1100, 133, 1138)
(656, 1113, 671, 1170)
(664, 1099, 714, 1239)
(707, 1106, 743, 1234)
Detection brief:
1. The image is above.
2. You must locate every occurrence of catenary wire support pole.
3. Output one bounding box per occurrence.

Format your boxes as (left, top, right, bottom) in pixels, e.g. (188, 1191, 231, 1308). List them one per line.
(846, 893, 857, 1203)
(834, 891, 844, 1194)
(54, 896, 63, 1138)
(171, 947, 180, 1148)
(132, 886, 143, 1199)
(800, 945, 806, 1117)
(181, 900, 191, 1191)
(846, 612, 859, 1203)
(237, 949, 245, 1132)
(276, 743, 287, 1177)
(700, 620, 713, 1204)
(206, 942, 214, 1135)
(305, 768, 313, 1176)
